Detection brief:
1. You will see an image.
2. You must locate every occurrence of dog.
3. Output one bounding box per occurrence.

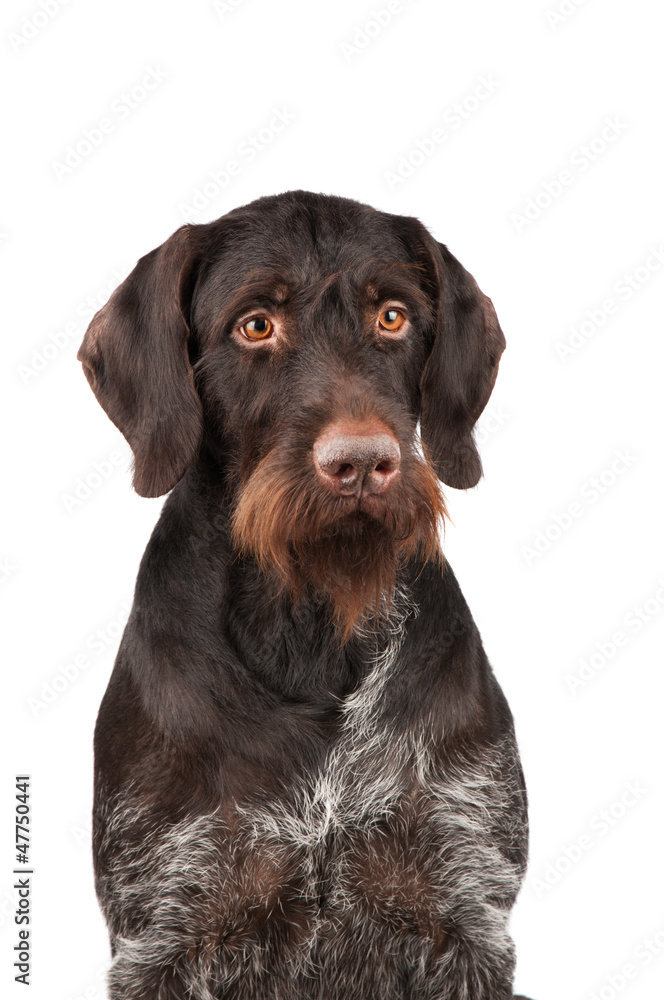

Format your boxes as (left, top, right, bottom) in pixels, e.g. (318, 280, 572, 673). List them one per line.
(78, 190, 532, 1000)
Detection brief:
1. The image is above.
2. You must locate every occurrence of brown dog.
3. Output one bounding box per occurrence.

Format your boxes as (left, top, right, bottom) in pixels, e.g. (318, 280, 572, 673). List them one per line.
(79, 190, 531, 1000)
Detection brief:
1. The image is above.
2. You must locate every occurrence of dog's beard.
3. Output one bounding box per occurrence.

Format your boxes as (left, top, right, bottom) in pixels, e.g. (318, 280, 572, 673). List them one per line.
(231, 446, 447, 640)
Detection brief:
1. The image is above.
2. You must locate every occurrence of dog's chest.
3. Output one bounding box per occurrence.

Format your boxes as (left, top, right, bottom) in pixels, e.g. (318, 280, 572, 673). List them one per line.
(230, 633, 452, 926)
(106, 630, 520, 967)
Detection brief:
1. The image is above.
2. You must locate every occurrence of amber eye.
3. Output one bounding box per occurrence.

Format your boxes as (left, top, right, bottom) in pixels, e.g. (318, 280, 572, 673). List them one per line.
(240, 316, 273, 340)
(378, 308, 406, 333)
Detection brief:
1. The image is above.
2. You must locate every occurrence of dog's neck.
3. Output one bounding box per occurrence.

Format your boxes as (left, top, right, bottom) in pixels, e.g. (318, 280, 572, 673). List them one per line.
(131, 461, 492, 760)
(140, 451, 422, 702)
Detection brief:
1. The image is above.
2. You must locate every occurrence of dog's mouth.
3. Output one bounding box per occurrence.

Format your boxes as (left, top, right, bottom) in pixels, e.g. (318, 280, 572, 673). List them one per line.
(231, 443, 447, 639)
(314, 495, 390, 530)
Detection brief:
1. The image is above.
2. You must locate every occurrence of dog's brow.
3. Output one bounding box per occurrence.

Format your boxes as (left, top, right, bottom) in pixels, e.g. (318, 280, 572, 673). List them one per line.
(212, 276, 291, 336)
(359, 263, 433, 314)
(228, 275, 290, 309)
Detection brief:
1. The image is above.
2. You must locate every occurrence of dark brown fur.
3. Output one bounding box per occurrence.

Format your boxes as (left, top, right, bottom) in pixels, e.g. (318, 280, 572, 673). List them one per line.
(78, 191, 533, 1000)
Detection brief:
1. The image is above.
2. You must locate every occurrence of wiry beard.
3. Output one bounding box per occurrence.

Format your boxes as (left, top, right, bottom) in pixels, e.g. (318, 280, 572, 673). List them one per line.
(230, 443, 447, 640)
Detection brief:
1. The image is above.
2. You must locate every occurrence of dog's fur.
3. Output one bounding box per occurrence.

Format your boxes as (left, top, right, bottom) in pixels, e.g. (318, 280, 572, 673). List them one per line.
(79, 190, 531, 999)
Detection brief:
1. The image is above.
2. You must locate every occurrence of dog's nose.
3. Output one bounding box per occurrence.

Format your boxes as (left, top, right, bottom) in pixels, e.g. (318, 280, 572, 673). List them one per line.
(313, 427, 401, 496)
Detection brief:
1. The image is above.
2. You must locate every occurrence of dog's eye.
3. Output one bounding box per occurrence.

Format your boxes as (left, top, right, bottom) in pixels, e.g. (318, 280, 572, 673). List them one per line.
(240, 317, 273, 340)
(378, 308, 406, 333)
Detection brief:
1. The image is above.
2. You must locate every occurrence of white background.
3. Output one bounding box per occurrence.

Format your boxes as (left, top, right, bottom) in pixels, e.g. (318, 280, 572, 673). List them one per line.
(2, 1, 663, 998)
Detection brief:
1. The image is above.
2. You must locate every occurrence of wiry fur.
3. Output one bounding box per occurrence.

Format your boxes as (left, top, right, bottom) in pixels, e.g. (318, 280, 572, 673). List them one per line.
(79, 191, 532, 999)
(97, 594, 526, 999)
(231, 438, 446, 638)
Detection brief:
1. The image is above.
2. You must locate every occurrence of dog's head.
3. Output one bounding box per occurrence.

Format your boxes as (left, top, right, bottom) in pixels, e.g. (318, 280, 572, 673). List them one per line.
(79, 191, 504, 636)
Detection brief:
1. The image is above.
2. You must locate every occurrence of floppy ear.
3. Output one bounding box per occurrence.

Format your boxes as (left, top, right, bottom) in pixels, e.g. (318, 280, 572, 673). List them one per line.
(77, 225, 203, 498)
(419, 242, 505, 490)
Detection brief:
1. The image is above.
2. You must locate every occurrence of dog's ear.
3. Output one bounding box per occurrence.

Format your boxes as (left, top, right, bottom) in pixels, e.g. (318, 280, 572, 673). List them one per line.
(77, 225, 204, 498)
(419, 241, 505, 490)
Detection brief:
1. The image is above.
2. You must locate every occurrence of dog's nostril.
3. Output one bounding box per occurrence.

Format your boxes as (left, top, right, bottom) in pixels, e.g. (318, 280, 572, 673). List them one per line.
(314, 431, 401, 496)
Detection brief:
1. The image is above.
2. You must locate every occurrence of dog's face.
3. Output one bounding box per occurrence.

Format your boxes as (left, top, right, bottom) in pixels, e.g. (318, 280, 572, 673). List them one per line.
(79, 191, 504, 635)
